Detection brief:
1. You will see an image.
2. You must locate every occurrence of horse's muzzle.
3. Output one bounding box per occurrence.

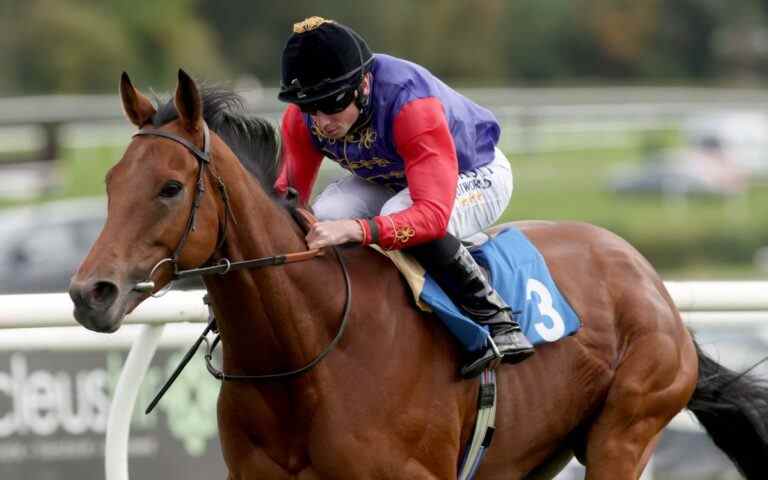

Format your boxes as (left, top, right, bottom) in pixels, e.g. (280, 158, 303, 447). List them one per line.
(68, 279, 122, 332)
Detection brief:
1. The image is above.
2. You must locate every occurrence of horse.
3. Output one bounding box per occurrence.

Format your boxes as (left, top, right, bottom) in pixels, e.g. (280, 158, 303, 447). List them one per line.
(69, 70, 768, 479)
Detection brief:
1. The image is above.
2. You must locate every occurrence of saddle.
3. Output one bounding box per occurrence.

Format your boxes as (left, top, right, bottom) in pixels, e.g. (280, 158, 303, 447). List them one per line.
(372, 226, 582, 353)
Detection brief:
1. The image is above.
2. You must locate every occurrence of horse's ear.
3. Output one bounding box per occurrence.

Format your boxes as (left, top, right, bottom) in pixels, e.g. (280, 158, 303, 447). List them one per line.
(174, 69, 203, 133)
(119, 72, 156, 128)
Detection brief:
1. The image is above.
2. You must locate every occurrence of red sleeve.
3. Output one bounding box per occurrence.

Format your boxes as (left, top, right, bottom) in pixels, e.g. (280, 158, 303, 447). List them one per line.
(274, 104, 324, 205)
(360, 97, 458, 250)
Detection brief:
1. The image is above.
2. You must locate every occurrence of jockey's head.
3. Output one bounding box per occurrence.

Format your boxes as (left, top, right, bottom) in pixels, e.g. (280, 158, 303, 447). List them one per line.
(278, 17, 373, 139)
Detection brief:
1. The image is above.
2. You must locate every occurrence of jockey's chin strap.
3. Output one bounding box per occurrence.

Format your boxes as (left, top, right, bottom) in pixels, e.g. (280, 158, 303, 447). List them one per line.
(134, 122, 351, 414)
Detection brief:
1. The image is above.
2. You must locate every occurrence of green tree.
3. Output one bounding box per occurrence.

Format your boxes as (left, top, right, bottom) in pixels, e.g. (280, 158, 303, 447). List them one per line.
(200, 0, 509, 86)
(1, 0, 228, 94)
(3, 0, 768, 95)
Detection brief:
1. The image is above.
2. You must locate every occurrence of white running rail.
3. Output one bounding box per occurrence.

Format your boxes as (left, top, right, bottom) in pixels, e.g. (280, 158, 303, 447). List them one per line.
(1, 281, 767, 480)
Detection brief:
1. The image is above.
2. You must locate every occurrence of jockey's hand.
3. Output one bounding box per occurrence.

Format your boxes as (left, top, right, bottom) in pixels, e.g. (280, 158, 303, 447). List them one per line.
(306, 219, 364, 249)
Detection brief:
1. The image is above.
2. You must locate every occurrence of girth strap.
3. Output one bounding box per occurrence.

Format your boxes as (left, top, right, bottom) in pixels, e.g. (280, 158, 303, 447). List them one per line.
(458, 369, 497, 480)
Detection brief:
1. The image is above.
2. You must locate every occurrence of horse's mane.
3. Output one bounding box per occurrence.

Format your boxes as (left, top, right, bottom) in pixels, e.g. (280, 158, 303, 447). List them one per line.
(151, 87, 282, 193)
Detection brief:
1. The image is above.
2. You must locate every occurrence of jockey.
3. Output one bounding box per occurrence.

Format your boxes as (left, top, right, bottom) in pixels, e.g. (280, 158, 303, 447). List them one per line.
(274, 16, 534, 378)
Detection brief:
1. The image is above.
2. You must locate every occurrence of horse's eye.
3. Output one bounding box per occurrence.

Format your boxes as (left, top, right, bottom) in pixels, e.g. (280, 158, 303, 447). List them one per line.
(159, 180, 183, 198)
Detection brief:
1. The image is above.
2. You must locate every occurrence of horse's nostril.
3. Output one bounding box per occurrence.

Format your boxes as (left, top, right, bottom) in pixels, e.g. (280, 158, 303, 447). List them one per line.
(91, 281, 118, 307)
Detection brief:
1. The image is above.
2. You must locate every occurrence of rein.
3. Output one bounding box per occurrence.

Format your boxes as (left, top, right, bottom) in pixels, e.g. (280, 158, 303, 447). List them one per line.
(134, 123, 352, 413)
(203, 243, 351, 382)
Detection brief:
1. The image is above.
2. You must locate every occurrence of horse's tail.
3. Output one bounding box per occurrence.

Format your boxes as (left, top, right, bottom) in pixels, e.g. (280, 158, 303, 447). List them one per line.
(687, 337, 768, 480)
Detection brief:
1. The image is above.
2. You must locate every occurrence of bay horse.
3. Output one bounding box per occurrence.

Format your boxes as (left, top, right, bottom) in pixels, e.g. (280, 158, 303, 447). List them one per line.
(69, 70, 768, 479)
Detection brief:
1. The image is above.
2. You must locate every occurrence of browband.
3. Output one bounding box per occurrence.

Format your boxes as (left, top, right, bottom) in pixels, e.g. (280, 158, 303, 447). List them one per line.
(134, 122, 211, 163)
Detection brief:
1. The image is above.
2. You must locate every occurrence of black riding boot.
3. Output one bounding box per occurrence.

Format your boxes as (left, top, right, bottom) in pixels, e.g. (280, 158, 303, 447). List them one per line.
(408, 235, 535, 378)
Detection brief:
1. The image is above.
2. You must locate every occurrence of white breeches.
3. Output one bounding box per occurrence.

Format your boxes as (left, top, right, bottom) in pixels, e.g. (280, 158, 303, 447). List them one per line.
(312, 148, 513, 240)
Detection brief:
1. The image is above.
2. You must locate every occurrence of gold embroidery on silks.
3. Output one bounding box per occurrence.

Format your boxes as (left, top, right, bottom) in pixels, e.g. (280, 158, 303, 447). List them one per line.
(313, 125, 376, 155)
(343, 126, 377, 149)
(360, 128, 376, 148)
(342, 138, 352, 171)
(313, 123, 383, 172)
(293, 16, 331, 33)
(394, 226, 416, 245)
(364, 171, 405, 183)
(347, 158, 392, 170)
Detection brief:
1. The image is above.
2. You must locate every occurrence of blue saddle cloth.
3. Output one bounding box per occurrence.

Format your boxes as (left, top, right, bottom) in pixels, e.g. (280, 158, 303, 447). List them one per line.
(420, 227, 581, 352)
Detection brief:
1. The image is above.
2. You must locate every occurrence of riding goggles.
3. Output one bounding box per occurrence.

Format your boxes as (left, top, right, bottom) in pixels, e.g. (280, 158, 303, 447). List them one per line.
(298, 88, 356, 115)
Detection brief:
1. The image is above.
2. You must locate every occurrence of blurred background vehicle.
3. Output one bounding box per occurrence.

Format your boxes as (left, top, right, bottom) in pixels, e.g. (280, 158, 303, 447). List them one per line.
(608, 111, 767, 197)
(0, 197, 203, 294)
(0, 197, 105, 293)
(684, 112, 768, 179)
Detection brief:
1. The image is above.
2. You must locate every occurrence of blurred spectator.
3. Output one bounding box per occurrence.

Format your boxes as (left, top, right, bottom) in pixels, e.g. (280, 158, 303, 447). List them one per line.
(609, 111, 764, 197)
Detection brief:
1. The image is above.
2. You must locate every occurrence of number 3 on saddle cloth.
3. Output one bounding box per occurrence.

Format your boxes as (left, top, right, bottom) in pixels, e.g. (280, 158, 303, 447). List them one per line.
(376, 227, 582, 353)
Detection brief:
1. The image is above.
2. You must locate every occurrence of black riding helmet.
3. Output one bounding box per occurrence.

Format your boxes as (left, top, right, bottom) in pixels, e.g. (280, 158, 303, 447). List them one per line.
(278, 17, 373, 113)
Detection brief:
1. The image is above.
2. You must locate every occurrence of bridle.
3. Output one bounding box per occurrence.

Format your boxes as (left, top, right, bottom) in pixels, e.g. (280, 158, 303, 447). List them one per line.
(132, 123, 227, 294)
(129, 122, 352, 413)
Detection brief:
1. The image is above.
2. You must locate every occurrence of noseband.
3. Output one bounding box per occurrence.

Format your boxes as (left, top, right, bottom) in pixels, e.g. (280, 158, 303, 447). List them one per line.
(128, 122, 352, 414)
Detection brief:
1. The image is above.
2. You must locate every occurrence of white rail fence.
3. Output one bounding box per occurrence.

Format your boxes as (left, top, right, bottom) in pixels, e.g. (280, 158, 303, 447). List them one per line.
(4, 86, 768, 157)
(1, 281, 767, 480)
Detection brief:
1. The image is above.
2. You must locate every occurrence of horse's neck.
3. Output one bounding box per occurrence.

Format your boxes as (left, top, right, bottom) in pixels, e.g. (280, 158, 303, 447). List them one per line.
(203, 152, 340, 378)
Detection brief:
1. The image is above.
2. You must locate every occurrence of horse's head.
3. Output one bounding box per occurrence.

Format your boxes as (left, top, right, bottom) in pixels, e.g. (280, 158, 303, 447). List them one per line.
(69, 70, 223, 332)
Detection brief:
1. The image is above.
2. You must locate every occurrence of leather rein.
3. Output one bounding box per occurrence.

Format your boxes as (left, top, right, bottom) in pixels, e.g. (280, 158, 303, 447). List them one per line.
(131, 123, 351, 411)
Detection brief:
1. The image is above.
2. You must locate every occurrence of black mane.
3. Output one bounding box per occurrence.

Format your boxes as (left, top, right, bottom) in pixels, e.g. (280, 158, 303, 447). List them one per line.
(151, 87, 281, 192)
